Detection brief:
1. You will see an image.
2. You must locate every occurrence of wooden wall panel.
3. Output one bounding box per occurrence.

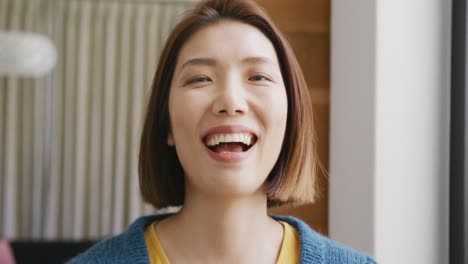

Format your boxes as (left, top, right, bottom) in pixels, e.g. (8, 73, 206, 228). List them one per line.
(258, 0, 329, 33)
(258, 0, 331, 235)
(286, 32, 330, 90)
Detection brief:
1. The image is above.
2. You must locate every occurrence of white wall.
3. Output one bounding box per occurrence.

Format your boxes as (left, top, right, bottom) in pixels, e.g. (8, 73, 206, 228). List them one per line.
(329, 0, 377, 253)
(330, 0, 451, 263)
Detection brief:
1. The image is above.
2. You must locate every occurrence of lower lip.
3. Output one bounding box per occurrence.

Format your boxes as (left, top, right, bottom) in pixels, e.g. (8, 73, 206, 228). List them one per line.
(204, 143, 256, 163)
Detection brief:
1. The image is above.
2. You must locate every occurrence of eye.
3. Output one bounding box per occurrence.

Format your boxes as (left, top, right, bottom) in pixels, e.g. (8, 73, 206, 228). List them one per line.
(248, 74, 272, 82)
(185, 76, 212, 86)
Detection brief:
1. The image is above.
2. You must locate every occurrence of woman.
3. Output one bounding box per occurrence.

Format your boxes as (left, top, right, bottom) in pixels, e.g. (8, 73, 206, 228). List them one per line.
(69, 0, 376, 263)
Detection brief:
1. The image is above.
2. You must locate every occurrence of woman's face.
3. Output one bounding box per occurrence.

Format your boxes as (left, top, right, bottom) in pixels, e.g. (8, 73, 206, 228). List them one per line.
(168, 20, 288, 199)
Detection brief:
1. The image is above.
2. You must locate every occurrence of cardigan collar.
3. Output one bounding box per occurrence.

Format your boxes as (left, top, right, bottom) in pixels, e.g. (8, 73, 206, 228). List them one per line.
(122, 213, 325, 264)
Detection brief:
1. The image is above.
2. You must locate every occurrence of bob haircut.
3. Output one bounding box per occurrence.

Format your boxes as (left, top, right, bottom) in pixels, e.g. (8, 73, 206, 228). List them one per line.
(139, 0, 317, 208)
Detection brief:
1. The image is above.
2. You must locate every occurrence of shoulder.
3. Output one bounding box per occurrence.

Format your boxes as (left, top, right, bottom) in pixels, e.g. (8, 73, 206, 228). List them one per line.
(66, 214, 168, 264)
(320, 237, 377, 264)
(272, 215, 377, 264)
(66, 233, 132, 264)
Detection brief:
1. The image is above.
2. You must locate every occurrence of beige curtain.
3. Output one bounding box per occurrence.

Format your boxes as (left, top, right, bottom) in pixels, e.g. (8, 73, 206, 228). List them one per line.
(0, 0, 196, 240)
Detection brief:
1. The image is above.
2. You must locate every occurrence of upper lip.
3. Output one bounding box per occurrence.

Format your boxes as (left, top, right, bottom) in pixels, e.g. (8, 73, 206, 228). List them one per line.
(201, 125, 258, 142)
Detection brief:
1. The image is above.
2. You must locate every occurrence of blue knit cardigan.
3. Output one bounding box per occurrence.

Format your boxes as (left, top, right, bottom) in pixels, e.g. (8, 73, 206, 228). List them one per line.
(67, 214, 377, 264)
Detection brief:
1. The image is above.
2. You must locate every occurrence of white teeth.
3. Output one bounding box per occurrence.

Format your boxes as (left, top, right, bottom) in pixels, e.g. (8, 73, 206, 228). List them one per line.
(208, 138, 215, 146)
(205, 133, 254, 147)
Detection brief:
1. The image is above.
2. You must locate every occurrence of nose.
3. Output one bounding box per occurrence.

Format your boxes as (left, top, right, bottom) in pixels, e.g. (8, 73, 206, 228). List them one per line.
(212, 77, 248, 116)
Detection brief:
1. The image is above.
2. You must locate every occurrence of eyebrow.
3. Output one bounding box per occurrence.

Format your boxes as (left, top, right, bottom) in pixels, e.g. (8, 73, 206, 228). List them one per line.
(179, 56, 275, 71)
(241, 56, 275, 65)
(179, 58, 217, 71)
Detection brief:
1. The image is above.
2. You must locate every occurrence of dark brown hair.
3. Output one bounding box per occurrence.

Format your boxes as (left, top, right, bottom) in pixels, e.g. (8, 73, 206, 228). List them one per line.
(139, 0, 317, 208)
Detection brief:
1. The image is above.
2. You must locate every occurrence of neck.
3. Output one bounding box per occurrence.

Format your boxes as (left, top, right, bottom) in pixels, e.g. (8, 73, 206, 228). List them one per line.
(156, 189, 283, 263)
(181, 187, 271, 229)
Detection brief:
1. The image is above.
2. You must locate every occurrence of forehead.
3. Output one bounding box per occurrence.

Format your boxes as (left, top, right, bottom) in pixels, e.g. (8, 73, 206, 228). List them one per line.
(176, 20, 279, 67)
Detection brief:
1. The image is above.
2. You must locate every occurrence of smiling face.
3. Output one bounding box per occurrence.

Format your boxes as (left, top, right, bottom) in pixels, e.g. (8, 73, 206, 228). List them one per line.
(168, 20, 288, 199)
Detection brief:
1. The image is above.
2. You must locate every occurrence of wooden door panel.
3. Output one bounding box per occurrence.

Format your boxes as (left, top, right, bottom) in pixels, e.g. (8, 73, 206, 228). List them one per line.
(286, 32, 330, 89)
(257, 0, 331, 235)
(256, 0, 329, 33)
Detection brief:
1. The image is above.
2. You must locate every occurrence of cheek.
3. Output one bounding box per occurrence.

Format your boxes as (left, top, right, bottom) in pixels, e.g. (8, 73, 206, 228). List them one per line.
(254, 87, 288, 152)
(278, 89, 289, 122)
(272, 91, 288, 144)
(169, 101, 190, 137)
(265, 88, 288, 128)
(268, 88, 288, 148)
(168, 90, 208, 142)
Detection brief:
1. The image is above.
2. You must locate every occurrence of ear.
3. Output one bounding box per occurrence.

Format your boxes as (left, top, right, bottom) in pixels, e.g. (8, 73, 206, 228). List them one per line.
(167, 133, 175, 146)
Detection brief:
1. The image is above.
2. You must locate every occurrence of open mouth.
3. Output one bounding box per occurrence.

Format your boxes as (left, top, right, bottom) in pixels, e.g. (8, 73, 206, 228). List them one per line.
(203, 133, 257, 153)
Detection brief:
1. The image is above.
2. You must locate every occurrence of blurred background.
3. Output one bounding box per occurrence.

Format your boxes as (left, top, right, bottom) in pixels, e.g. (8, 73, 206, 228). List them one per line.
(0, 0, 332, 262)
(0, 0, 330, 239)
(0, 0, 198, 241)
(0, 0, 463, 263)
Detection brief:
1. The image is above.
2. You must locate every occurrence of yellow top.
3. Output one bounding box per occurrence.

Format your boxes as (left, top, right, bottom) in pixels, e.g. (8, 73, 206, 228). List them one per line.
(144, 220, 301, 264)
